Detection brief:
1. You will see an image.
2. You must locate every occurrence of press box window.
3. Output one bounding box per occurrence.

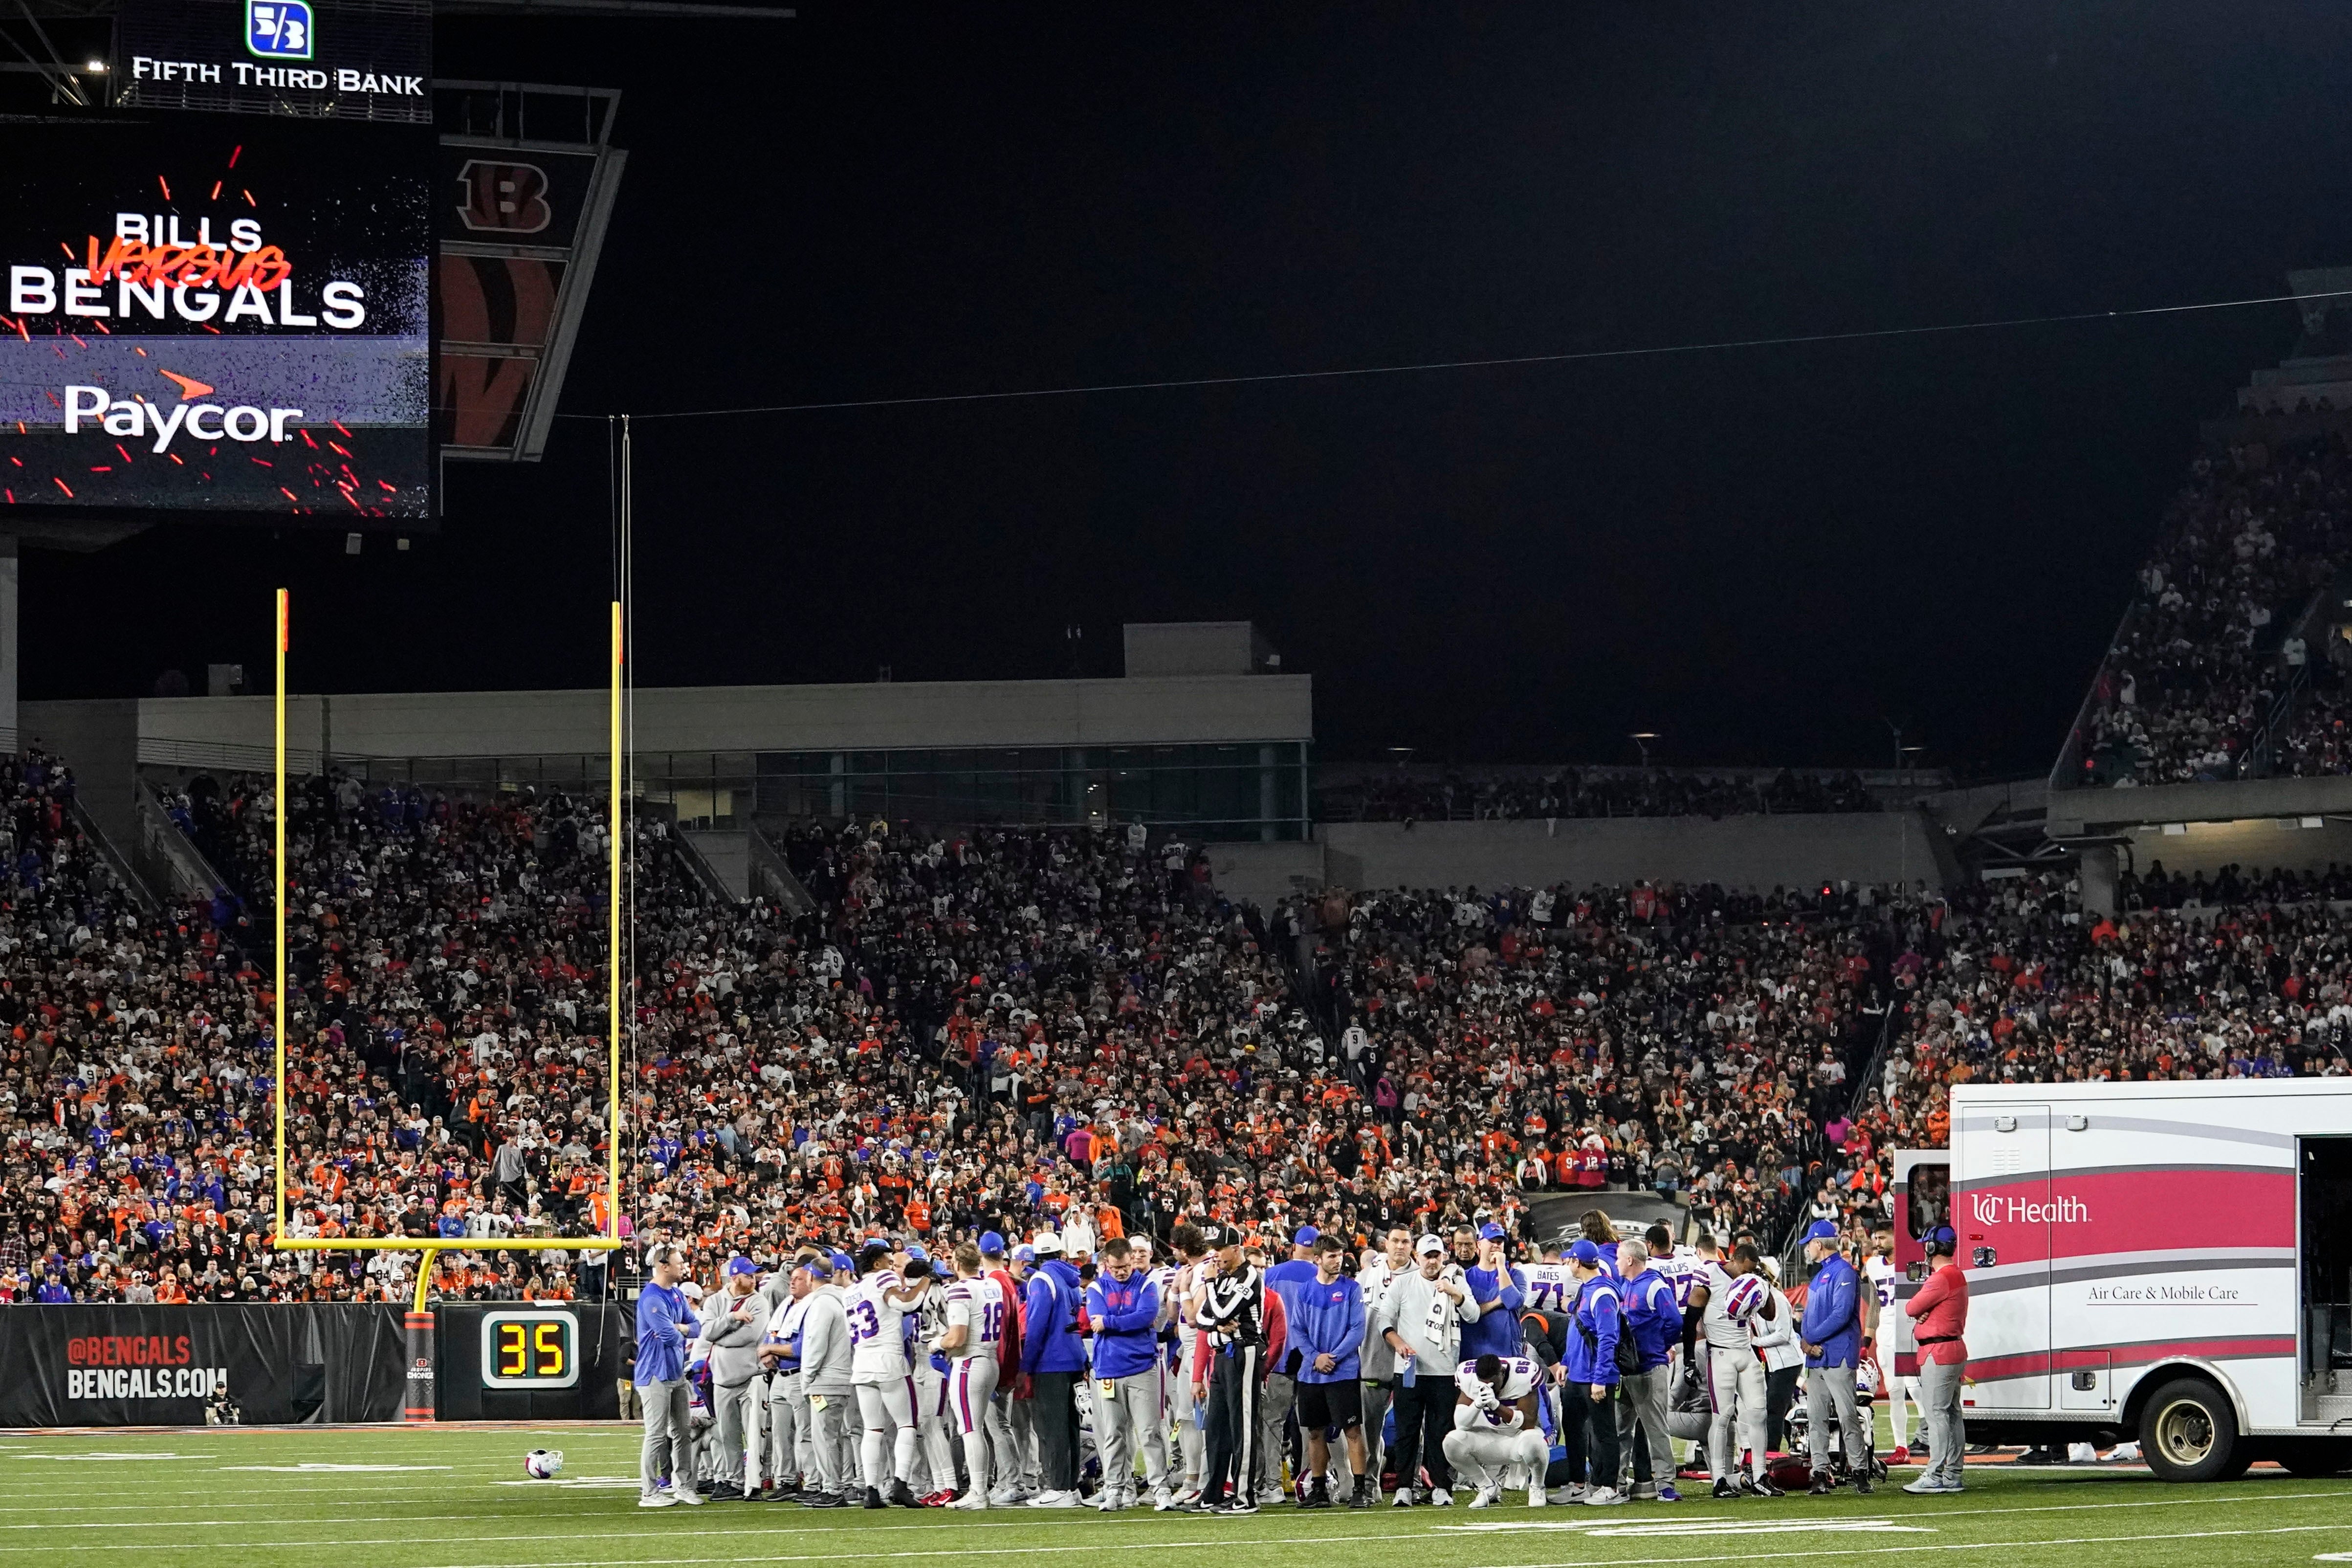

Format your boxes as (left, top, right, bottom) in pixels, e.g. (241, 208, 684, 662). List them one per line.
(481, 1309, 579, 1389)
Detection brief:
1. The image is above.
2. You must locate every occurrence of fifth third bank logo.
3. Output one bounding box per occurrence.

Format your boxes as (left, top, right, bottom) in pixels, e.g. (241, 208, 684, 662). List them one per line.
(248, 0, 314, 59)
(1971, 1191, 2090, 1225)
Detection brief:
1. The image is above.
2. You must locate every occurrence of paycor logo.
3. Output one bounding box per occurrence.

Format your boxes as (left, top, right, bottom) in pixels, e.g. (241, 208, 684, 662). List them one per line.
(1971, 1192, 2090, 1225)
(63, 384, 303, 454)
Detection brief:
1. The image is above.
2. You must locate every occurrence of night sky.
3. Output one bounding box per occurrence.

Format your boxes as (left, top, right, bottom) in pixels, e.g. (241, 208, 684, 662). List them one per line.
(28, 0, 2352, 780)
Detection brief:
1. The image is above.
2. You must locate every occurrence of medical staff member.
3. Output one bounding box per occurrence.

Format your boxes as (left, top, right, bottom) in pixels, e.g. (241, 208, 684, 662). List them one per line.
(1901, 1226, 1969, 1496)
(1798, 1221, 1871, 1495)
(1562, 1239, 1625, 1506)
(636, 1243, 705, 1508)
(1612, 1239, 1680, 1502)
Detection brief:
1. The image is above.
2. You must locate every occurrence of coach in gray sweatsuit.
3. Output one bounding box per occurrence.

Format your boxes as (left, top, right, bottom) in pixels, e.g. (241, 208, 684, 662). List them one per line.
(703, 1259, 770, 1497)
(797, 1262, 857, 1499)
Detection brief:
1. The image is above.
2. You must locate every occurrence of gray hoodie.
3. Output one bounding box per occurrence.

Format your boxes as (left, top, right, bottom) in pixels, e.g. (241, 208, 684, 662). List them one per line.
(702, 1285, 767, 1389)
(797, 1285, 855, 1396)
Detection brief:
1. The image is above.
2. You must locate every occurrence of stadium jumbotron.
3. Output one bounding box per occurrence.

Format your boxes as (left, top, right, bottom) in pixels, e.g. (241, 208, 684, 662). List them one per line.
(4, 1, 2352, 1565)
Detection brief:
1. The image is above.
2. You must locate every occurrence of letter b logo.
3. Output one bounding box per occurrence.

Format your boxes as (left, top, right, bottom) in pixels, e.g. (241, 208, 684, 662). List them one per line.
(455, 161, 554, 236)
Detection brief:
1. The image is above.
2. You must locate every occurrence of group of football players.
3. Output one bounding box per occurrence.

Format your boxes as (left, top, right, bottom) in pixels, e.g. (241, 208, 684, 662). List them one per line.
(634, 1215, 1908, 1513)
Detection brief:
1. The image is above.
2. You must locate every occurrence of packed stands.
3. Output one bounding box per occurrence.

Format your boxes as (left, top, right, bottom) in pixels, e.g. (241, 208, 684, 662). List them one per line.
(27, 738, 2352, 1306)
(2069, 437, 2352, 786)
(1317, 765, 1885, 822)
(1814, 867, 2352, 1243)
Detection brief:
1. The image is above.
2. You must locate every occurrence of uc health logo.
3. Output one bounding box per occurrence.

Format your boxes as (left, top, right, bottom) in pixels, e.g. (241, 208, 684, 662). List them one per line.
(1970, 1191, 2090, 1225)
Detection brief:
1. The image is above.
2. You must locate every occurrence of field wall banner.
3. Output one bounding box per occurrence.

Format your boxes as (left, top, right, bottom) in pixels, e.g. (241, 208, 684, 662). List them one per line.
(0, 1304, 408, 1427)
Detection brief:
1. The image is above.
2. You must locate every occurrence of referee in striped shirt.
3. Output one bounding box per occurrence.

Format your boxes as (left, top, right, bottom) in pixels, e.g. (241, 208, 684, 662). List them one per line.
(1186, 1224, 1267, 1516)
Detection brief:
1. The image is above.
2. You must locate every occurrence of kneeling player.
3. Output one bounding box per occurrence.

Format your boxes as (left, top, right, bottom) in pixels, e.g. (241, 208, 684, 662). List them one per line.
(1443, 1354, 1550, 1509)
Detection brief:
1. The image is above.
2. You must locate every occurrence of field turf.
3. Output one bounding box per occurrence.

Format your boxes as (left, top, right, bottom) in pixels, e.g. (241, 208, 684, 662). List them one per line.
(2, 1426, 2348, 1568)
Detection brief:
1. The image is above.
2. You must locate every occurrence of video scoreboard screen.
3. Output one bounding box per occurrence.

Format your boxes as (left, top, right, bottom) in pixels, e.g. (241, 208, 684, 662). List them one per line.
(0, 114, 435, 522)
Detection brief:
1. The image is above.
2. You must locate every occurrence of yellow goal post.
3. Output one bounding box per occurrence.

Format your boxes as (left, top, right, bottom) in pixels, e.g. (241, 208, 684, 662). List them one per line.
(266, 591, 630, 1316)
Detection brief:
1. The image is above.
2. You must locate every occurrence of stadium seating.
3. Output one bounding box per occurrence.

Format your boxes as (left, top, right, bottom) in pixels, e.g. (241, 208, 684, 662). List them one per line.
(1317, 766, 1884, 822)
(2069, 437, 2352, 786)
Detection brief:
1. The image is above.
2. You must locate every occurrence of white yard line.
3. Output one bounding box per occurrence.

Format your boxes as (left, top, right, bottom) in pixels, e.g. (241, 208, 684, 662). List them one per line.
(391, 1522, 2352, 1568)
(3, 1491, 2348, 1560)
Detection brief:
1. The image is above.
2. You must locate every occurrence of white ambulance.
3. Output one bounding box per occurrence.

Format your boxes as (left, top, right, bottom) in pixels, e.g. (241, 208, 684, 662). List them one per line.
(1889, 1079, 2352, 1481)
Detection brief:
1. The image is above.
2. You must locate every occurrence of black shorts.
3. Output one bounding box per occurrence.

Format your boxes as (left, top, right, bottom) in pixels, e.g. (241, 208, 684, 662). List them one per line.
(1296, 1378, 1363, 1430)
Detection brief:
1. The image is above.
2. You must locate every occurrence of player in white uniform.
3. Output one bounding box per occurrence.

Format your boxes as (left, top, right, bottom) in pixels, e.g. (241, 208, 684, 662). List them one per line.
(1165, 1226, 1209, 1502)
(1697, 1244, 1780, 1499)
(847, 1240, 929, 1507)
(905, 1247, 961, 1502)
(935, 1241, 1003, 1509)
(1864, 1232, 1915, 1460)
(1443, 1353, 1551, 1508)
(1521, 1258, 1575, 1314)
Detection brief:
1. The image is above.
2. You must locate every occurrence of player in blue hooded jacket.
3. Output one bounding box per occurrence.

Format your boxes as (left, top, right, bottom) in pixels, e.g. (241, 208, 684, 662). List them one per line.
(1020, 1232, 1088, 1507)
(1084, 1238, 1174, 1510)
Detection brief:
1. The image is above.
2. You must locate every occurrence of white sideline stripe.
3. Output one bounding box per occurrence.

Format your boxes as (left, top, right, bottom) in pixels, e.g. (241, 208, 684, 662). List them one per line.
(13, 1492, 2352, 1561)
(396, 1523, 2352, 1568)
(0, 1479, 2340, 1529)
(0, 1481, 2344, 1542)
(1484, 1524, 2352, 1568)
(1437, 1519, 1933, 1536)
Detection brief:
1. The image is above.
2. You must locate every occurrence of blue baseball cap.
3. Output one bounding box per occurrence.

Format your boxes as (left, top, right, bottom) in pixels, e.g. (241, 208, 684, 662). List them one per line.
(725, 1256, 759, 1277)
(1569, 1239, 1603, 1265)
(1478, 1222, 1507, 1241)
(905, 1244, 929, 1263)
(828, 1250, 854, 1273)
(799, 1254, 834, 1278)
(1924, 1225, 1958, 1252)
(979, 1231, 1007, 1256)
(1012, 1244, 1036, 1263)
(1293, 1225, 1319, 1247)
(1802, 1220, 1840, 1245)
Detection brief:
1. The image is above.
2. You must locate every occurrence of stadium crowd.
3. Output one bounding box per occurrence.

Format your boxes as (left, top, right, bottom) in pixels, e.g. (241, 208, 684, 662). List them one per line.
(1316, 768, 1883, 822)
(2075, 437, 2352, 786)
(1795, 864, 2352, 1248)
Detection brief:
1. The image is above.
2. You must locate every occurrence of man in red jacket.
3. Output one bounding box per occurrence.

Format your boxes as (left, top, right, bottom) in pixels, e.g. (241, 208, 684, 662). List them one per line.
(1900, 1226, 1968, 1496)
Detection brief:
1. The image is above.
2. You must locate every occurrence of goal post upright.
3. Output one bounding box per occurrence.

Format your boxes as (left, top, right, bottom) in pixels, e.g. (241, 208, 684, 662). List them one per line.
(609, 597, 623, 1246)
(267, 586, 623, 1271)
(274, 587, 288, 1249)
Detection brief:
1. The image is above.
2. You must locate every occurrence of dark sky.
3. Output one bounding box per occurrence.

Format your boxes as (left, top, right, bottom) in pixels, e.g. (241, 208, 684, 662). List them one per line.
(28, 0, 2352, 778)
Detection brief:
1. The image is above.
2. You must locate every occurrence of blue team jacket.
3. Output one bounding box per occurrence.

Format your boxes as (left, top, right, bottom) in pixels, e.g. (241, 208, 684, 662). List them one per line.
(633, 1281, 698, 1385)
(1084, 1271, 1162, 1380)
(1563, 1273, 1623, 1387)
(1459, 1263, 1528, 1359)
(1285, 1274, 1365, 1383)
(1614, 1265, 1679, 1372)
(1801, 1254, 1863, 1369)
(1022, 1259, 1088, 1374)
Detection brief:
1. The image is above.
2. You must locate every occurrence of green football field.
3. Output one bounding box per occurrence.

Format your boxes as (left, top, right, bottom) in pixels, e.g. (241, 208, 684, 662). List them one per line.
(2, 1426, 2348, 1568)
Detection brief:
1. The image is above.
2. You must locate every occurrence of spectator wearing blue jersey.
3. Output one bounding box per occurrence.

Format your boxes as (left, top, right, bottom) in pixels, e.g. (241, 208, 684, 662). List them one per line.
(634, 1243, 703, 1509)
(1460, 1222, 1528, 1361)
(1561, 1240, 1625, 1505)
(1611, 1239, 1681, 1502)
(1798, 1221, 1871, 1494)
(1289, 1235, 1372, 1509)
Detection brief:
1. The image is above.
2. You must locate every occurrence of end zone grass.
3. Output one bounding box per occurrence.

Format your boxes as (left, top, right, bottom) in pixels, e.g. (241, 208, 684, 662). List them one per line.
(1, 1427, 2347, 1568)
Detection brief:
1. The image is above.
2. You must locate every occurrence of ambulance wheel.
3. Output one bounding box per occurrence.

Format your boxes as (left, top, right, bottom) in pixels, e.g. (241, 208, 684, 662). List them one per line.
(2138, 1377, 2241, 1483)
